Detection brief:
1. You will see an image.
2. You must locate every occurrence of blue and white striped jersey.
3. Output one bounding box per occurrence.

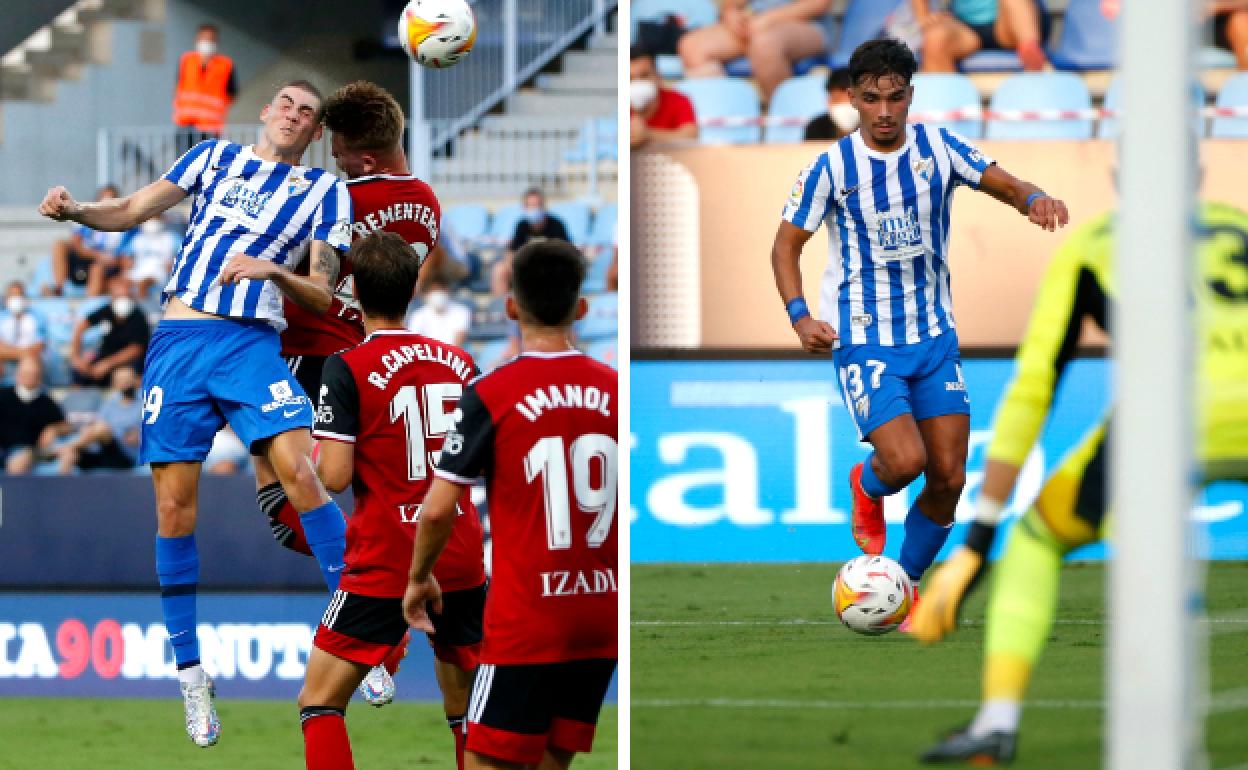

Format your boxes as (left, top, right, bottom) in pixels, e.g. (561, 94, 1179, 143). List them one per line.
(161, 139, 352, 331)
(782, 124, 993, 348)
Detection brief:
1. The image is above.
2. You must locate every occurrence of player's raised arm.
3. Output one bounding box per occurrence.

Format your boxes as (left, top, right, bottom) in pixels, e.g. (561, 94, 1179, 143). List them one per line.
(771, 220, 838, 354)
(977, 165, 1070, 232)
(39, 179, 187, 232)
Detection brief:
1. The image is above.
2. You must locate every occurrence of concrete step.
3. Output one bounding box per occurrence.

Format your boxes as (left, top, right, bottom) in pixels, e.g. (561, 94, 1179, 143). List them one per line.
(507, 90, 616, 117)
(560, 49, 615, 76)
(536, 72, 615, 95)
(480, 114, 595, 132)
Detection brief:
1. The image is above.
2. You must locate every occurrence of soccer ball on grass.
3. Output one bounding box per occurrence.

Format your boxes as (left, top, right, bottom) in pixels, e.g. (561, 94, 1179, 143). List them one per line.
(398, 0, 477, 69)
(833, 554, 913, 636)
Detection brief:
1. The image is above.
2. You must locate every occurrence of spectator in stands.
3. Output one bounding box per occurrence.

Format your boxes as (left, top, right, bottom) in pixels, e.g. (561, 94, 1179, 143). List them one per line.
(491, 188, 570, 296)
(69, 276, 150, 387)
(53, 365, 141, 473)
(48, 184, 132, 297)
(913, 0, 1051, 72)
(677, 0, 833, 103)
(405, 278, 472, 346)
(0, 355, 69, 474)
(630, 45, 699, 149)
(607, 246, 619, 292)
(1212, 1, 1248, 70)
(173, 23, 237, 153)
(0, 281, 44, 380)
(126, 216, 179, 299)
(204, 426, 249, 474)
(803, 67, 857, 141)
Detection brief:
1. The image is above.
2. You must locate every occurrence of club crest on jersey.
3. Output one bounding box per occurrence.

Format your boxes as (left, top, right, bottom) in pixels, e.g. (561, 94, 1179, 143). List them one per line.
(912, 156, 934, 182)
(875, 206, 923, 254)
(220, 181, 274, 218)
(285, 172, 312, 197)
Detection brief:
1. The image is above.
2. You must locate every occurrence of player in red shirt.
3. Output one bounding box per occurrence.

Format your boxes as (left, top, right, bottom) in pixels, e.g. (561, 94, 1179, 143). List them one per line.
(252, 80, 445, 706)
(298, 231, 487, 770)
(404, 239, 617, 770)
(630, 45, 698, 149)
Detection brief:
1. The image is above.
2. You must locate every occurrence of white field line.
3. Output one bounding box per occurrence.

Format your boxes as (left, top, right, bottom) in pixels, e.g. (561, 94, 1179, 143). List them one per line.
(633, 611, 1248, 629)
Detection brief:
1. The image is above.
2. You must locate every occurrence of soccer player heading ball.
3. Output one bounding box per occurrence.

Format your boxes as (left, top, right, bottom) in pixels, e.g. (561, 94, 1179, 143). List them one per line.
(769, 38, 1068, 620)
(404, 239, 619, 770)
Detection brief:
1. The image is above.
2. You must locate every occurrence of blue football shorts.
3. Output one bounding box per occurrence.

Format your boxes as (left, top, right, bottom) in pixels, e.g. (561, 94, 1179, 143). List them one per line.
(832, 331, 970, 441)
(139, 319, 313, 464)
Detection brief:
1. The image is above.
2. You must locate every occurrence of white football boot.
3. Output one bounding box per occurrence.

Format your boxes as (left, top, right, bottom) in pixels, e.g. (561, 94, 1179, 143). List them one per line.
(358, 665, 396, 707)
(180, 675, 221, 747)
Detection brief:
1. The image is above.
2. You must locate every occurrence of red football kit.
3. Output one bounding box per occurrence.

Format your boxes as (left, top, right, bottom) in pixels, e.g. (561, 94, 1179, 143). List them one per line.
(282, 174, 441, 357)
(314, 329, 485, 597)
(435, 350, 618, 664)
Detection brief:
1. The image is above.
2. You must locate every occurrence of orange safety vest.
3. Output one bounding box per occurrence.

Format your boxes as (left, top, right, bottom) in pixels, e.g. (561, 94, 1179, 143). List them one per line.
(172, 52, 233, 133)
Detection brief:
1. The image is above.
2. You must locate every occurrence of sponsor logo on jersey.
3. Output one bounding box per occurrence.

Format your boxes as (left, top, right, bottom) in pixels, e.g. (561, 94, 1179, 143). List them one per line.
(262, 378, 309, 413)
(539, 568, 618, 597)
(219, 181, 274, 218)
(875, 206, 923, 254)
(851, 313, 873, 327)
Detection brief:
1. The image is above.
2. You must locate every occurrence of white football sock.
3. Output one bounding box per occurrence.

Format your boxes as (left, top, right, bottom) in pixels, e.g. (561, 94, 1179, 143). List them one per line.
(177, 663, 206, 685)
(974, 497, 1006, 527)
(969, 698, 1021, 736)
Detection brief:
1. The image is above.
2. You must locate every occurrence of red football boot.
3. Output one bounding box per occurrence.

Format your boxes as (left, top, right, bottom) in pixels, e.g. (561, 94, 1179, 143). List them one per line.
(849, 462, 886, 555)
(899, 585, 921, 634)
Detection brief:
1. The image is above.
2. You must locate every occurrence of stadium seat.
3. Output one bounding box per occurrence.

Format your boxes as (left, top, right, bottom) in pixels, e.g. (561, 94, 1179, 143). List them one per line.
(589, 202, 618, 248)
(29, 256, 57, 296)
(468, 297, 511, 341)
(471, 337, 513, 371)
(911, 73, 983, 138)
(723, 55, 820, 79)
(583, 250, 616, 293)
(585, 338, 618, 368)
(765, 74, 826, 144)
(32, 297, 78, 350)
(829, 0, 904, 68)
(549, 200, 593, 246)
(986, 73, 1093, 140)
(957, 49, 1022, 73)
(1099, 76, 1206, 139)
(443, 203, 490, 245)
(1048, 0, 1117, 71)
(675, 77, 762, 144)
(564, 116, 618, 163)
(487, 203, 524, 245)
(60, 387, 102, 427)
(577, 292, 618, 341)
(1200, 46, 1238, 70)
(1212, 72, 1248, 138)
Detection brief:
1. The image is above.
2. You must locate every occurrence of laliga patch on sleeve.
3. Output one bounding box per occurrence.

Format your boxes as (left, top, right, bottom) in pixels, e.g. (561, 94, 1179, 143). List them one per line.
(788, 169, 808, 208)
(328, 220, 352, 250)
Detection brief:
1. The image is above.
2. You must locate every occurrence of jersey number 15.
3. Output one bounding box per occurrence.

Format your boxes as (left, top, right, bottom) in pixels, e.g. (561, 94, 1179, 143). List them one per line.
(390, 383, 462, 481)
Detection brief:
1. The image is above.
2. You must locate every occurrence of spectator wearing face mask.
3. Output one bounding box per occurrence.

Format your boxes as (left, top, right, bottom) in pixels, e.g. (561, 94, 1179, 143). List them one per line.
(405, 278, 472, 346)
(0, 281, 45, 380)
(0, 355, 69, 474)
(803, 67, 858, 141)
(54, 365, 143, 473)
(48, 184, 133, 297)
(630, 45, 699, 149)
(126, 216, 179, 299)
(491, 188, 570, 297)
(173, 23, 237, 153)
(69, 275, 151, 387)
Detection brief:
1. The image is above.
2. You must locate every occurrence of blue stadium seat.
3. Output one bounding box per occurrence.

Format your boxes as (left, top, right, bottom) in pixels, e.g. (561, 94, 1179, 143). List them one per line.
(1048, 0, 1117, 71)
(911, 73, 983, 139)
(1099, 76, 1206, 139)
(830, 0, 904, 68)
(765, 74, 826, 144)
(577, 292, 618, 341)
(585, 338, 618, 368)
(723, 55, 820, 79)
(549, 201, 593, 246)
(488, 203, 524, 244)
(957, 49, 1022, 73)
(675, 77, 761, 144)
(29, 255, 56, 296)
(471, 338, 513, 372)
(589, 202, 618, 248)
(583, 250, 616, 293)
(564, 117, 618, 163)
(1200, 46, 1238, 70)
(1212, 73, 1248, 138)
(31, 297, 78, 350)
(468, 297, 511, 341)
(986, 73, 1093, 140)
(443, 203, 490, 244)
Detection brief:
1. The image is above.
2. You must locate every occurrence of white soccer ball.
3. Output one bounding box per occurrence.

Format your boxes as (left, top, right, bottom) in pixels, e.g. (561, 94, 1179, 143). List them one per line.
(832, 555, 913, 636)
(398, 0, 477, 69)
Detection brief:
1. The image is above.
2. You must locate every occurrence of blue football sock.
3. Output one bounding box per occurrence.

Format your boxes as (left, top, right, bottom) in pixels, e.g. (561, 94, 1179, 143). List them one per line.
(859, 453, 904, 499)
(898, 500, 954, 582)
(156, 534, 200, 668)
(299, 500, 346, 593)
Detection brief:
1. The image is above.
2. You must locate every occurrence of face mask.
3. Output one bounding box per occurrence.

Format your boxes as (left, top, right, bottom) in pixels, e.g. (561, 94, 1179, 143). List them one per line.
(523, 207, 544, 225)
(121, 386, 138, 400)
(426, 290, 450, 311)
(112, 297, 135, 318)
(14, 384, 40, 403)
(6, 296, 26, 315)
(630, 78, 658, 112)
(196, 40, 217, 58)
(829, 102, 860, 133)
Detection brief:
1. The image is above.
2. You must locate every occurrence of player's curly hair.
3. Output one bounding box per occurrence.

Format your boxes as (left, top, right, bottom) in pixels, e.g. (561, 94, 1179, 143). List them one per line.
(322, 80, 405, 152)
(848, 38, 917, 89)
(512, 239, 586, 327)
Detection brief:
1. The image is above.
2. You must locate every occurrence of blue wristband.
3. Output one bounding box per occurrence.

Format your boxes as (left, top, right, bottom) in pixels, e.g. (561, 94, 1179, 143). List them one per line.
(786, 297, 810, 325)
(1025, 191, 1047, 210)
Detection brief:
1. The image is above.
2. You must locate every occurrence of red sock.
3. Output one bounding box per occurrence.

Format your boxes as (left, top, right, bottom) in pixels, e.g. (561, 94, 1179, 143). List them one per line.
(301, 708, 354, 770)
(382, 630, 411, 676)
(447, 715, 466, 770)
(277, 499, 313, 556)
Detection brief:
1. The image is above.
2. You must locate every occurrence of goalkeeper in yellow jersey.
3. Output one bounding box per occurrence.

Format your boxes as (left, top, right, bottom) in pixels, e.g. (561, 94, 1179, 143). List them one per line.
(915, 201, 1248, 764)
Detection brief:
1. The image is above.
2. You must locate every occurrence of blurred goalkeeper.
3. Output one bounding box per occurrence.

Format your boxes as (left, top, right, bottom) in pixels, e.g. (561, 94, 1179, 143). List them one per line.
(914, 200, 1248, 764)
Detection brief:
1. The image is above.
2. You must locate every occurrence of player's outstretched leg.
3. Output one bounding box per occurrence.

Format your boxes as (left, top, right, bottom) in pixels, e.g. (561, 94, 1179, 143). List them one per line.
(849, 459, 888, 554)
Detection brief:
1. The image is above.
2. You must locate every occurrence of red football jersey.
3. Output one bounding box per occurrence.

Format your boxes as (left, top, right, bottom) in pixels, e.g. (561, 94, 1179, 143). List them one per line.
(282, 174, 442, 356)
(313, 329, 485, 598)
(436, 351, 618, 664)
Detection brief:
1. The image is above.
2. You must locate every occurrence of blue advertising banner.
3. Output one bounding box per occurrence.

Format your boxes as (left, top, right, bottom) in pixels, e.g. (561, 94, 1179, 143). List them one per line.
(0, 593, 618, 702)
(630, 359, 1248, 562)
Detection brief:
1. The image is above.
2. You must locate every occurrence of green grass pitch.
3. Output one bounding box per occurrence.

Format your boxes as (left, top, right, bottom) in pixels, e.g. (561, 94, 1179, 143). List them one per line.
(632, 562, 1248, 769)
(0, 699, 616, 769)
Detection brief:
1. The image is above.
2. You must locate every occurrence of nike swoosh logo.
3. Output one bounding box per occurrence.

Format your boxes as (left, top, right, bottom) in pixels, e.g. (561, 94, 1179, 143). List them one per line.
(328, 564, 345, 573)
(283, 408, 303, 418)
